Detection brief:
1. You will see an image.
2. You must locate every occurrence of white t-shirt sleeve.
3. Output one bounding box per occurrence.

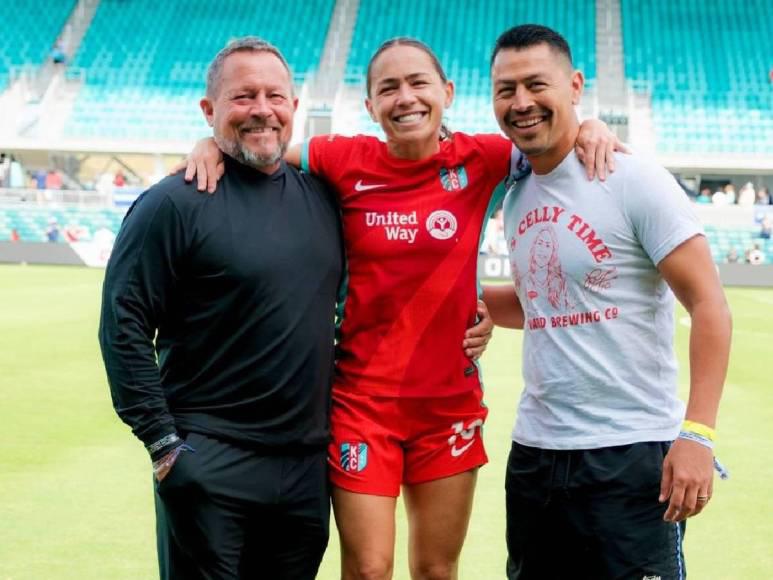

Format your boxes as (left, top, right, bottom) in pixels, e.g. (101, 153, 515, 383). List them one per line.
(620, 156, 704, 266)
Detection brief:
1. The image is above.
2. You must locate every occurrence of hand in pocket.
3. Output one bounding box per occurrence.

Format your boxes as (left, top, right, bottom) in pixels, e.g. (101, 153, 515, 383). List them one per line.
(153, 444, 195, 482)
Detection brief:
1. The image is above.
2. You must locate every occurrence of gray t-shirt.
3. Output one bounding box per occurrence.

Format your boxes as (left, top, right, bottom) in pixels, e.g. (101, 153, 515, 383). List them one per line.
(503, 150, 703, 449)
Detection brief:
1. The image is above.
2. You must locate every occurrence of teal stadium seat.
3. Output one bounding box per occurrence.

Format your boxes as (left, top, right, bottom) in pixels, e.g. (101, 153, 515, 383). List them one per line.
(621, 0, 773, 155)
(703, 225, 773, 264)
(0, 1, 76, 90)
(344, 0, 596, 135)
(0, 206, 126, 243)
(65, 0, 335, 141)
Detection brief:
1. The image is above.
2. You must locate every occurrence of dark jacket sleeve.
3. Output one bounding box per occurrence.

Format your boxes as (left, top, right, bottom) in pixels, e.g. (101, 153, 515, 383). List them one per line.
(98, 185, 188, 459)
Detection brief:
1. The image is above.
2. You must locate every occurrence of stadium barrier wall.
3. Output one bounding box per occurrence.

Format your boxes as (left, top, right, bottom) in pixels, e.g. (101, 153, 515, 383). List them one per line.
(2, 244, 772, 287)
(0, 241, 86, 266)
(477, 255, 773, 287)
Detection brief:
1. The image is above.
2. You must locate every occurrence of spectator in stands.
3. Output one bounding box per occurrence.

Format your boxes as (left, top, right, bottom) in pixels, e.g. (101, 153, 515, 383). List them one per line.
(50, 40, 68, 66)
(0, 153, 9, 187)
(746, 243, 764, 265)
(26, 172, 38, 190)
(64, 224, 90, 243)
(696, 187, 712, 204)
(8, 156, 25, 188)
(96, 172, 115, 196)
(33, 169, 47, 190)
(113, 170, 126, 188)
(45, 170, 63, 190)
(10, 228, 20, 243)
(737, 182, 756, 207)
(760, 215, 772, 240)
(756, 186, 771, 205)
(482, 25, 731, 579)
(723, 183, 737, 205)
(711, 187, 728, 206)
(725, 247, 740, 263)
(45, 218, 60, 243)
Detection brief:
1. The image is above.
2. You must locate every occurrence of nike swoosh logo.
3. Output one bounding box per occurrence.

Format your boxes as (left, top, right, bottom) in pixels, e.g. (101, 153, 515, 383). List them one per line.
(450, 440, 475, 457)
(354, 180, 387, 192)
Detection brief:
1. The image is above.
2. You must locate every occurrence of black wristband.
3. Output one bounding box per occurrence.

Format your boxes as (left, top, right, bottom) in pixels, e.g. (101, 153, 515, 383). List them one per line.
(146, 433, 183, 461)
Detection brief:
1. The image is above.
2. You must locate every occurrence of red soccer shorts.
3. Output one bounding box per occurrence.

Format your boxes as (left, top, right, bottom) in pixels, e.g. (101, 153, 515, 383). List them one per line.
(328, 387, 489, 497)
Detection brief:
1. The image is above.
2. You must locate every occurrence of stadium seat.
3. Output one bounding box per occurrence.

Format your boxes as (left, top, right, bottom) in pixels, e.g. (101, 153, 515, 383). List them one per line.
(0, 206, 126, 243)
(65, 0, 335, 141)
(344, 0, 596, 135)
(702, 224, 773, 264)
(0, 1, 75, 91)
(621, 0, 773, 155)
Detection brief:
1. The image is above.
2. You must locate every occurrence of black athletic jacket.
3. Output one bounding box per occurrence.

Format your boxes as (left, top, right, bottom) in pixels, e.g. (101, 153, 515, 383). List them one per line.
(99, 156, 343, 459)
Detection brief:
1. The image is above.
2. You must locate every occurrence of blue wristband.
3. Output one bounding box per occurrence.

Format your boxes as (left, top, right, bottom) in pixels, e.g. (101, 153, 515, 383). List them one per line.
(677, 431, 730, 480)
(678, 430, 713, 449)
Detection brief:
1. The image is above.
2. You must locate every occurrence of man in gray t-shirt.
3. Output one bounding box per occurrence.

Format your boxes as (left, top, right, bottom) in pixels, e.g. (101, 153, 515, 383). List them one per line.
(483, 25, 731, 580)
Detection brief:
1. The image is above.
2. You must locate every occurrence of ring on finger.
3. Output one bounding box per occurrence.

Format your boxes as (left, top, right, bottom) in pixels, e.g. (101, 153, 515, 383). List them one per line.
(696, 495, 710, 502)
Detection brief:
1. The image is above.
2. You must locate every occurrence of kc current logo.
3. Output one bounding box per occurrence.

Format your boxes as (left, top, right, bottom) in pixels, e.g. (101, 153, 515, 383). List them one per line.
(426, 210, 457, 240)
(340, 442, 368, 472)
(439, 165, 468, 191)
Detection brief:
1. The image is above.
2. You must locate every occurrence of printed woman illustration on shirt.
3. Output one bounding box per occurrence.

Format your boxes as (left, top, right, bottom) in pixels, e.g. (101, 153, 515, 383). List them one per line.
(519, 225, 574, 314)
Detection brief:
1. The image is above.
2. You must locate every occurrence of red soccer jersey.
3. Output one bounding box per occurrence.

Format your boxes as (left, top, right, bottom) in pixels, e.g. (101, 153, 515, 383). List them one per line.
(303, 133, 512, 397)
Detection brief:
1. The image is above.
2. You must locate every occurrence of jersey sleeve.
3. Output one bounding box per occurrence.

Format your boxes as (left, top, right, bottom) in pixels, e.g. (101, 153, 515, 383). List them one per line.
(472, 133, 518, 182)
(620, 154, 704, 266)
(300, 134, 356, 192)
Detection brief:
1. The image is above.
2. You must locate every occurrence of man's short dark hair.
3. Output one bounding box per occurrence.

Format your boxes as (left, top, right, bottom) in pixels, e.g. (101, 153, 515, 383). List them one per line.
(491, 24, 573, 67)
(206, 36, 293, 99)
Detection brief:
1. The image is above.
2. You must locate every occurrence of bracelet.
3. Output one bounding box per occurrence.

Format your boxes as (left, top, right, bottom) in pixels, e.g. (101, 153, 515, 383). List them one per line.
(146, 433, 181, 455)
(682, 420, 716, 441)
(678, 430, 713, 449)
(677, 431, 730, 480)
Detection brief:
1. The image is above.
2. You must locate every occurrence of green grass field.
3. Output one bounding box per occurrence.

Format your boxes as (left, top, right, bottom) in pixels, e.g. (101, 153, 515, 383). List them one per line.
(1, 264, 771, 579)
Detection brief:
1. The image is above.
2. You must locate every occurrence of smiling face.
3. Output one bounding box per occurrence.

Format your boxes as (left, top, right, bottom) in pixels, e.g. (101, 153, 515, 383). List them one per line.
(492, 43, 583, 174)
(200, 50, 297, 173)
(365, 44, 454, 159)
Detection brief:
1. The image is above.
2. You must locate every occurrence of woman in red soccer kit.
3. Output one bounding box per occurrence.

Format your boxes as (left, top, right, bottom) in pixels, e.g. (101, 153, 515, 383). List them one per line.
(183, 37, 619, 580)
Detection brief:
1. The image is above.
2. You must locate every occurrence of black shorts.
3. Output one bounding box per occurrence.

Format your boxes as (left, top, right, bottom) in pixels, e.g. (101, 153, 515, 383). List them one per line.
(154, 432, 330, 580)
(505, 441, 686, 580)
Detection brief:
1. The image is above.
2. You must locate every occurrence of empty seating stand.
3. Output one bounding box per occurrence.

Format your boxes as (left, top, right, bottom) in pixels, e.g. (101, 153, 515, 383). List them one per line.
(0, 1, 75, 90)
(65, 0, 334, 141)
(703, 223, 773, 264)
(0, 206, 125, 243)
(344, 0, 596, 135)
(621, 0, 773, 155)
